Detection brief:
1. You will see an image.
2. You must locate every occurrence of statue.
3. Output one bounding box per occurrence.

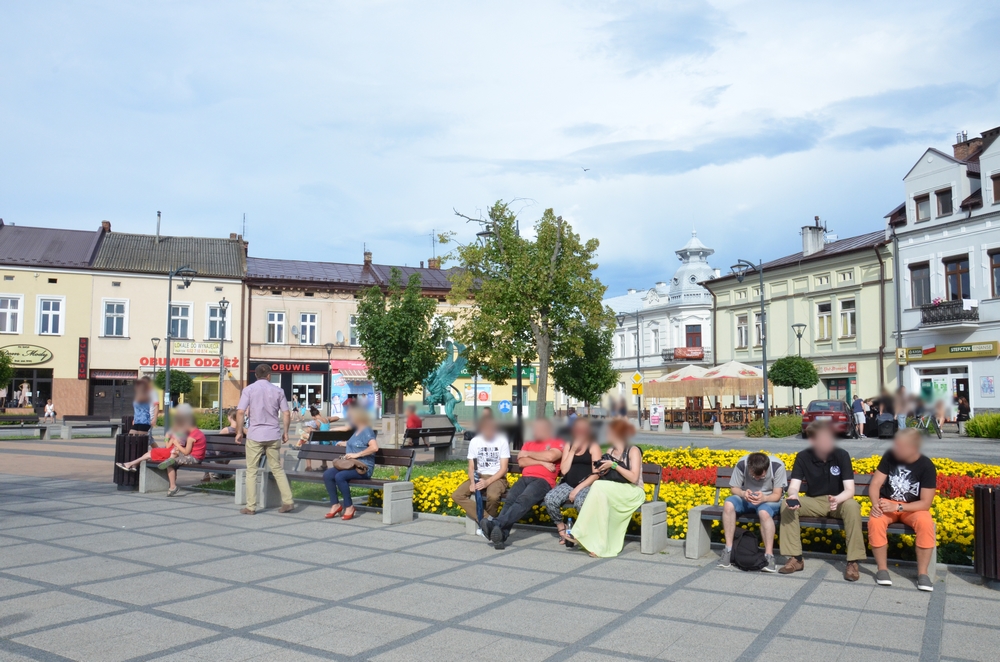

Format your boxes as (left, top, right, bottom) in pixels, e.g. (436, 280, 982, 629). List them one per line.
(422, 341, 467, 431)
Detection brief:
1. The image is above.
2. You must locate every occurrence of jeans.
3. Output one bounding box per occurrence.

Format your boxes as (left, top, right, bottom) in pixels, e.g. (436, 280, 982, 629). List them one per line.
(493, 476, 551, 540)
(724, 495, 781, 518)
(323, 467, 369, 508)
(897, 414, 907, 429)
(543, 482, 591, 523)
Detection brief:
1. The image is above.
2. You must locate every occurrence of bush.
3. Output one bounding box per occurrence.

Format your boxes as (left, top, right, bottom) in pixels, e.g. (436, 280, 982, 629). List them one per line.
(964, 413, 1000, 439)
(746, 414, 802, 438)
(157, 411, 227, 430)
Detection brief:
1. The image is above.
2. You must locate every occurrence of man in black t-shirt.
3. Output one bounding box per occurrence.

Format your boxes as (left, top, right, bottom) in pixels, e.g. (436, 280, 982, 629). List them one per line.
(867, 428, 937, 591)
(778, 421, 866, 580)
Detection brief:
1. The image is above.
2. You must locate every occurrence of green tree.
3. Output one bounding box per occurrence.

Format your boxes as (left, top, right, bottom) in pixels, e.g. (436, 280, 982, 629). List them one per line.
(551, 322, 617, 416)
(450, 202, 608, 416)
(767, 356, 820, 406)
(0, 350, 14, 398)
(153, 369, 194, 404)
(356, 268, 448, 446)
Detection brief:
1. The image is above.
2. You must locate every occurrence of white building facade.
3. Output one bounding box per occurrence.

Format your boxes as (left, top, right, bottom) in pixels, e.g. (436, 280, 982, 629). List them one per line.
(890, 126, 1000, 415)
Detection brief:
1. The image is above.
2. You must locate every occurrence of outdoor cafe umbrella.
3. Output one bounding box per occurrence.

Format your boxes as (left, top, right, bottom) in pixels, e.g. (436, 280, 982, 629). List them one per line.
(699, 360, 773, 398)
(645, 364, 709, 399)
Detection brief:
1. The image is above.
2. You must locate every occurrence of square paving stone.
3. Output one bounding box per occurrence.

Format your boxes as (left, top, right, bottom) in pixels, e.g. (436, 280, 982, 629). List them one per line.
(592, 615, 685, 658)
(398, 518, 467, 537)
(0, 513, 63, 530)
(141, 520, 246, 541)
(256, 605, 429, 656)
(76, 571, 232, 606)
(156, 586, 322, 629)
(341, 552, 456, 579)
(0, 576, 43, 599)
(86, 511, 189, 530)
(0, 591, 122, 637)
(110, 541, 244, 567)
(259, 566, 400, 600)
(483, 547, 598, 573)
(369, 626, 561, 662)
(646, 588, 729, 622)
(154, 636, 331, 661)
(529, 575, 663, 611)
(56, 529, 167, 554)
(185, 554, 314, 583)
(659, 623, 759, 660)
(198, 531, 306, 553)
(699, 593, 787, 630)
(264, 540, 381, 565)
(945, 595, 1000, 627)
(428, 565, 558, 595)
(409, 538, 502, 562)
(940, 623, 1000, 662)
(464, 598, 617, 643)
(256, 519, 357, 540)
(333, 528, 440, 552)
(580, 558, 696, 585)
(755, 635, 850, 661)
(353, 582, 499, 621)
(4, 555, 150, 586)
(0, 541, 85, 568)
(779, 603, 860, 640)
(13, 611, 216, 662)
(5, 521, 109, 541)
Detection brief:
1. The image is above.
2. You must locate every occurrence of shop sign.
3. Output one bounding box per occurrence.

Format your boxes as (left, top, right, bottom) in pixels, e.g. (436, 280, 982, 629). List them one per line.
(172, 341, 221, 355)
(671, 347, 705, 360)
(78, 338, 88, 379)
(141, 356, 240, 369)
(251, 360, 328, 373)
(458, 365, 536, 383)
(901, 341, 999, 362)
(816, 362, 857, 375)
(464, 383, 492, 405)
(90, 369, 138, 380)
(0, 344, 53, 365)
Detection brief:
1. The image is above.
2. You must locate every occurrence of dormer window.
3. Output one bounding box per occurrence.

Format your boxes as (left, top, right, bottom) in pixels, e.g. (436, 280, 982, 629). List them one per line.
(993, 174, 1000, 204)
(915, 194, 931, 222)
(936, 188, 953, 217)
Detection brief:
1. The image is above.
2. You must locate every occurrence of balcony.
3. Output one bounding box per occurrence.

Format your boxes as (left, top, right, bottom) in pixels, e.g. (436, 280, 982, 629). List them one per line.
(662, 347, 712, 363)
(920, 300, 979, 328)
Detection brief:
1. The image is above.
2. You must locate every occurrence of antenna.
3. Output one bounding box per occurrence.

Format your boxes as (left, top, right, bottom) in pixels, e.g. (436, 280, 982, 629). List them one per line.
(156, 211, 161, 244)
(431, 228, 436, 258)
(242, 213, 246, 238)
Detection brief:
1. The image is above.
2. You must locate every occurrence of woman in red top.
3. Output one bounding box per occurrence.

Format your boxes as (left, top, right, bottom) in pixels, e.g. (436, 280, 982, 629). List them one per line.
(117, 404, 206, 496)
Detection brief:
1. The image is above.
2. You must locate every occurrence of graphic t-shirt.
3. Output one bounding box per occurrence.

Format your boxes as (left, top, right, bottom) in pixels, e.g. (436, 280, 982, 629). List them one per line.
(466, 432, 511, 476)
(877, 451, 936, 503)
(519, 439, 565, 488)
(730, 454, 787, 496)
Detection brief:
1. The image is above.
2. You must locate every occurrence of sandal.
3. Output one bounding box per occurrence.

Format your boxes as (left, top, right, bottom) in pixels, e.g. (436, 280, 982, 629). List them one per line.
(116, 462, 136, 472)
(556, 524, 568, 545)
(341, 507, 357, 521)
(324, 505, 343, 519)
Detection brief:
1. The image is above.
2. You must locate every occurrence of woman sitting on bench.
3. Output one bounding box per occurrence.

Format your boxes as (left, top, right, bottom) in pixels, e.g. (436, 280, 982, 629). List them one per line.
(116, 404, 206, 497)
(323, 406, 378, 521)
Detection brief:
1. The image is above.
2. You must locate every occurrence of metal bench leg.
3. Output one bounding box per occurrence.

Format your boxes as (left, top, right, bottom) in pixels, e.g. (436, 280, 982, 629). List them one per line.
(641, 501, 668, 554)
(382, 481, 414, 524)
(138, 461, 170, 493)
(685, 505, 713, 559)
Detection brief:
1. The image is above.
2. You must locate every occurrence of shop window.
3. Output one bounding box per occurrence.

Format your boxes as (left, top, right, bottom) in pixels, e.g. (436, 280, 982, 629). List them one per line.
(817, 302, 832, 340)
(685, 324, 702, 348)
(103, 300, 127, 337)
(38, 298, 63, 335)
(349, 315, 359, 346)
(0, 295, 22, 334)
(825, 378, 849, 400)
(910, 263, 931, 307)
(207, 305, 227, 340)
(300, 313, 317, 345)
(944, 256, 970, 300)
(169, 304, 191, 339)
(736, 315, 748, 349)
(267, 311, 285, 344)
(839, 299, 856, 338)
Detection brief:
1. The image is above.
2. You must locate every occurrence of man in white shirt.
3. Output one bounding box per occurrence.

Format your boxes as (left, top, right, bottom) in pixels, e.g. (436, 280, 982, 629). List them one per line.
(451, 414, 510, 534)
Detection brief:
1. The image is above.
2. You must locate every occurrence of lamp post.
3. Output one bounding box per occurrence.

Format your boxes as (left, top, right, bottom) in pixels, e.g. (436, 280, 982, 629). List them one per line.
(163, 266, 196, 429)
(324, 342, 335, 416)
(731, 259, 769, 436)
(615, 310, 642, 423)
(217, 297, 229, 429)
(791, 323, 806, 412)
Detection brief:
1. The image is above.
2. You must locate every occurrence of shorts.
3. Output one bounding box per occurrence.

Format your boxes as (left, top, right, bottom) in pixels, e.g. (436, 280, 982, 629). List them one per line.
(724, 495, 781, 518)
(175, 454, 202, 466)
(854, 412, 865, 424)
(150, 447, 174, 462)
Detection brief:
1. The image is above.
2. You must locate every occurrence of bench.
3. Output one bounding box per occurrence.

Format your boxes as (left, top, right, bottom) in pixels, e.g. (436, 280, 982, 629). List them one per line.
(403, 425, 456, 461)
(0, 419, 57, 439)
(0, 415, 41, 424)
(138, 434, 249, 495)
(276, 444, 416, 524)
(464, 458, 668, 554)
(61, 415, 121, 439)
(685, 467, 936, 576)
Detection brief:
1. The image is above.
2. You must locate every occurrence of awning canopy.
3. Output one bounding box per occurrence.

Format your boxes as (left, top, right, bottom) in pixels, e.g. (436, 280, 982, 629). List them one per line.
(330, 359, 369, 381)
(645, 365, 709, 398)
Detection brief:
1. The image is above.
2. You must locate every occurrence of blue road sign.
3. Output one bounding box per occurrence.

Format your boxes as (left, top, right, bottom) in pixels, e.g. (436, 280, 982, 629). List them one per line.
(498, 399, 512, 414)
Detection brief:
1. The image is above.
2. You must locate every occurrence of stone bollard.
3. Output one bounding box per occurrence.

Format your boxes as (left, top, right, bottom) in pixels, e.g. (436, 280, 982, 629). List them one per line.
(682, 421, 690, 434)
(713, 422, 722, 436)
(382, 481, 414, 524)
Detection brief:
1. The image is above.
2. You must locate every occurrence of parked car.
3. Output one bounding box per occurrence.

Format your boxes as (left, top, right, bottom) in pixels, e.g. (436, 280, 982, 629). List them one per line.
(801, 399, 851, 436)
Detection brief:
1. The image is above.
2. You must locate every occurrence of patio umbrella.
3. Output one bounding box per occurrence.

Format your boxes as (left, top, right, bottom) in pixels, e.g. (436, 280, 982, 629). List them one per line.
(699, 360, 773, 398)
(645, 364, 709, 398)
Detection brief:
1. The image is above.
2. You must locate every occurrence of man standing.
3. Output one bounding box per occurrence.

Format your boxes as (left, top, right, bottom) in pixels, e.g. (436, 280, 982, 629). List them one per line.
(851, 395, 866, 439)
(481, 418, 563, 550)
(235, 364, 295, 514)
(718, 452, 787, 572)
(779, 421, 865, 580)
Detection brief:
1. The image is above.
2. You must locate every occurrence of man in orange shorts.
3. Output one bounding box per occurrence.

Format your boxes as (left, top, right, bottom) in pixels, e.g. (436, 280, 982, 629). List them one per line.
(867, 428, 937, 591)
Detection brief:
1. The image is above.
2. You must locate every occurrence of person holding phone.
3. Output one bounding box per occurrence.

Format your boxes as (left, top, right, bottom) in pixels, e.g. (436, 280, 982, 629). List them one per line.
(543, 417, 601, 546)
(779, 421, 865, 580)
(718, 452, 787, 572)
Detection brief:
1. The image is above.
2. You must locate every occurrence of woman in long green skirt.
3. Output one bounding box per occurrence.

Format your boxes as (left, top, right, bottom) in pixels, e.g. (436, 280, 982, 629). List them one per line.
(568, 418, 646, 558)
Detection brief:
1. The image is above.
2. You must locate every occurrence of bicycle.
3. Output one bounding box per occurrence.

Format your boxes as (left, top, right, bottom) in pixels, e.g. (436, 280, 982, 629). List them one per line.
(913, 414, 943, 439)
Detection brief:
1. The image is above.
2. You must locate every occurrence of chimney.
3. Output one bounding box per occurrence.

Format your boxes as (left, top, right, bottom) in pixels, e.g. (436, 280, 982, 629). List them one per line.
(627, 288, 637, 294)
(427, 257, 441, 269)
(229, 232, 238, 240)
(363, 250, 372, 267)
(156, 211, 161, 244)
(101, 220, 111, 233)
(802, 216, 825, 257)
(953, 131, 982, 161)
(420, 260, 424, 268)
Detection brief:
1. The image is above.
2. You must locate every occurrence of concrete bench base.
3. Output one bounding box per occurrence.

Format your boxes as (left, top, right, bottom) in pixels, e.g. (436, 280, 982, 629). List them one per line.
(235, 467, 283, 509)
(62, 424, 121, 440)
(138, 461, 170, 494)
(640, 500, 668, 554)
(382, 481, 414, 524)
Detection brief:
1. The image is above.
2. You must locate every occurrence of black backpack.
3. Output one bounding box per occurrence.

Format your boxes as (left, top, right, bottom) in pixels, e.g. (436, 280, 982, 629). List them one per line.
(732, 527, 767, 571)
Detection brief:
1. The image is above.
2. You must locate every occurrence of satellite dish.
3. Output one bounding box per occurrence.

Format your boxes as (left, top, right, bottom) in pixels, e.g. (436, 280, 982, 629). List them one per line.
(336, 330, 345, 344)
(291, 325, 299, 338)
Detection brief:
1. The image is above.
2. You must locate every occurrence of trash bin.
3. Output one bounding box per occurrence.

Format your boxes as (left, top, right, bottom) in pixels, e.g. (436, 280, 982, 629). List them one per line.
(113, 431, 148, 491)
(973, 484, 1000, 580)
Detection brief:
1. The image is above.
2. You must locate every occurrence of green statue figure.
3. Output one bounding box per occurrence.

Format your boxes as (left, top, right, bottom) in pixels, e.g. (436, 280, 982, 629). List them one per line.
(422, 341, 467, 431)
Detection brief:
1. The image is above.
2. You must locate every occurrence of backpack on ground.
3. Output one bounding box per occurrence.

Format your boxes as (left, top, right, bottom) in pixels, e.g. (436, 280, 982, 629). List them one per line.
(731, 527, 767, 571)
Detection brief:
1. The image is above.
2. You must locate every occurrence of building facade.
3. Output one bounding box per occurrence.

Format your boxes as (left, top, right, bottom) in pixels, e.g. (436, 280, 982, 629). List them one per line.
(706, 224, 896, 406)
(890, 127, 1000, 415)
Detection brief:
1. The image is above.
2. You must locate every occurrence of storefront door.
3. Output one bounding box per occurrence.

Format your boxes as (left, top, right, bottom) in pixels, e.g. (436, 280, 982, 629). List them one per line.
(90, 380, 134, 420)
(8, 369, 53, 413)
(824, 378, 850, 402)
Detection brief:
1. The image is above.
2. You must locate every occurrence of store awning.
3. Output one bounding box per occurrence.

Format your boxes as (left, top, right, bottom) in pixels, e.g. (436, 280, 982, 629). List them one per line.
(330, 359, 369, 381)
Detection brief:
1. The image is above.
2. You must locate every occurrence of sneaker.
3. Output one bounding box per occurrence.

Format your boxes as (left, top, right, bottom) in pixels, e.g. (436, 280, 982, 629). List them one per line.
(717, 548, 732, 568)
(157, 458, 177, 471)
(490, 523, 505, 550)
(875, 569, 893, 586)
(278, 504, 295, 513)
(478, 517, 493, 541)
(475, 528, 484, 538)
(845, 561, 860, 582)
(778, 557, 804, 574)
(239, 508, 256, 515)
(917, 574, 934, 592)
(762, 554, 777, 573)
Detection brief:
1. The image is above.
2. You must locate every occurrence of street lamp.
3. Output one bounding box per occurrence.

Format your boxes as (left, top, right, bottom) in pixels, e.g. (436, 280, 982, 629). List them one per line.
(324, 342, 335, 416)
(791, 323, 807, 412)
(163, 265, 196, 429)
(615, 310, 642, 423)
(732, 259, 769, 436)
(217, 297, 229, 429)
(151, 338, 160, 375)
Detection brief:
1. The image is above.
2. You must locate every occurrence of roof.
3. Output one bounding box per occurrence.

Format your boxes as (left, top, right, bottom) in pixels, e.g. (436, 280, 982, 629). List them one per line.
(0, 221, 104, 269)
(707, 230, 887, 285)
(92, 232, 246, 279)
(960, 189, 983, 210)
(246, 256, 455, 291)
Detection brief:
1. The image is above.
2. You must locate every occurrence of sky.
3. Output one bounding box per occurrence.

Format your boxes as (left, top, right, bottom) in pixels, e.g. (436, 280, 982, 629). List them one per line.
(2, 1, 999, 298)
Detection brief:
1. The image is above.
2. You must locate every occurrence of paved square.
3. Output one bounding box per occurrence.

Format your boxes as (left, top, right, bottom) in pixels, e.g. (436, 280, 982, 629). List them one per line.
(1, 473, 999, 661)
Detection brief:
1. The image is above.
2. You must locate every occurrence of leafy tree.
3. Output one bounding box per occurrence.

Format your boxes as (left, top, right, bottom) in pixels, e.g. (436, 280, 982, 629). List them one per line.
(449, 201, 608, 416)
(551, 322, 617, 416)
(0, 350, 13, 396)
(153, 369, 194, 406)
(356, 268, 448, 446)
(768, 356, 819, 407)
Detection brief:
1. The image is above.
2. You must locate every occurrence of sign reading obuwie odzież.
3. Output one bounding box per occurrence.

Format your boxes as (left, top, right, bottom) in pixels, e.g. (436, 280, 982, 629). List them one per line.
(0, 344, 53, 366)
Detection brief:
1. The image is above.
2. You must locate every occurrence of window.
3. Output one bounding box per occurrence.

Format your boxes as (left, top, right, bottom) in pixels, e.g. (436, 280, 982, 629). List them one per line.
(910, 263, 931, 306)
(815, 274, 830, 286)
(837, 270, 853, 283)
(0, 296, 22, 334)
(349, 314, 359, 346)
(631, 331, 639, 356)
(37, 298, 63, 335)
(915, 194, 931, 222)
(169, 304, 191, 339)
(103, 300, 127, 337)
(754, 314, 763, 347)
(944, 256, 970, 300)
(300, 313, 317, 345)
(752, 287, 761, 299)
(735, 290, 747, 300)
(992, 252, 1000, 298)
(736, 315, 749, 349)
(617, 334, 625, 358)
(267, 311, 285, 343)
(207, 305, 228, 340)
(817, 302, 832, 340)
(993, 174, 1000, 204)
(685, 324, 702, 348)
(650, 329, 660, 355)
(936, 188, 953, 216)
(839, 299, 856, 338)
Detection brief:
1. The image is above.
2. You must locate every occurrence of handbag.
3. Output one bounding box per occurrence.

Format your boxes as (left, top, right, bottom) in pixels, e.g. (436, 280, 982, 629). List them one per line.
(333, 458, 367, 474)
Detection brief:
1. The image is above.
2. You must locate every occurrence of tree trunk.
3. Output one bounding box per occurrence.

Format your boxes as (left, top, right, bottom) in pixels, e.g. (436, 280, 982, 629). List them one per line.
(394, 388, 402, 449)
(535, 337, 550, 419)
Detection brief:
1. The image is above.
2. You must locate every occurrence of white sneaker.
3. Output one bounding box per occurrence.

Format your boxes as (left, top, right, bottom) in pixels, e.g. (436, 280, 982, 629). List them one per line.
(476, 528, 484, 538)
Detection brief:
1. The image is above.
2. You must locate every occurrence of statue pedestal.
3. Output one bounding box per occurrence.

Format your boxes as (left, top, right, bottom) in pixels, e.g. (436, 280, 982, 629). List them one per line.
(381, 418, 400, 449)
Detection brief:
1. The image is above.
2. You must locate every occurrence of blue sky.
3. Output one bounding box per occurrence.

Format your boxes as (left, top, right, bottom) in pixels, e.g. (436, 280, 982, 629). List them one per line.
(2, 1, 999, 297)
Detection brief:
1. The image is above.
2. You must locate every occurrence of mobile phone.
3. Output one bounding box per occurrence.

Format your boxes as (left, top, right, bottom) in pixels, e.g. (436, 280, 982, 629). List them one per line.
(785, 498, 800, 508)
(593, 460, 603, 469)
